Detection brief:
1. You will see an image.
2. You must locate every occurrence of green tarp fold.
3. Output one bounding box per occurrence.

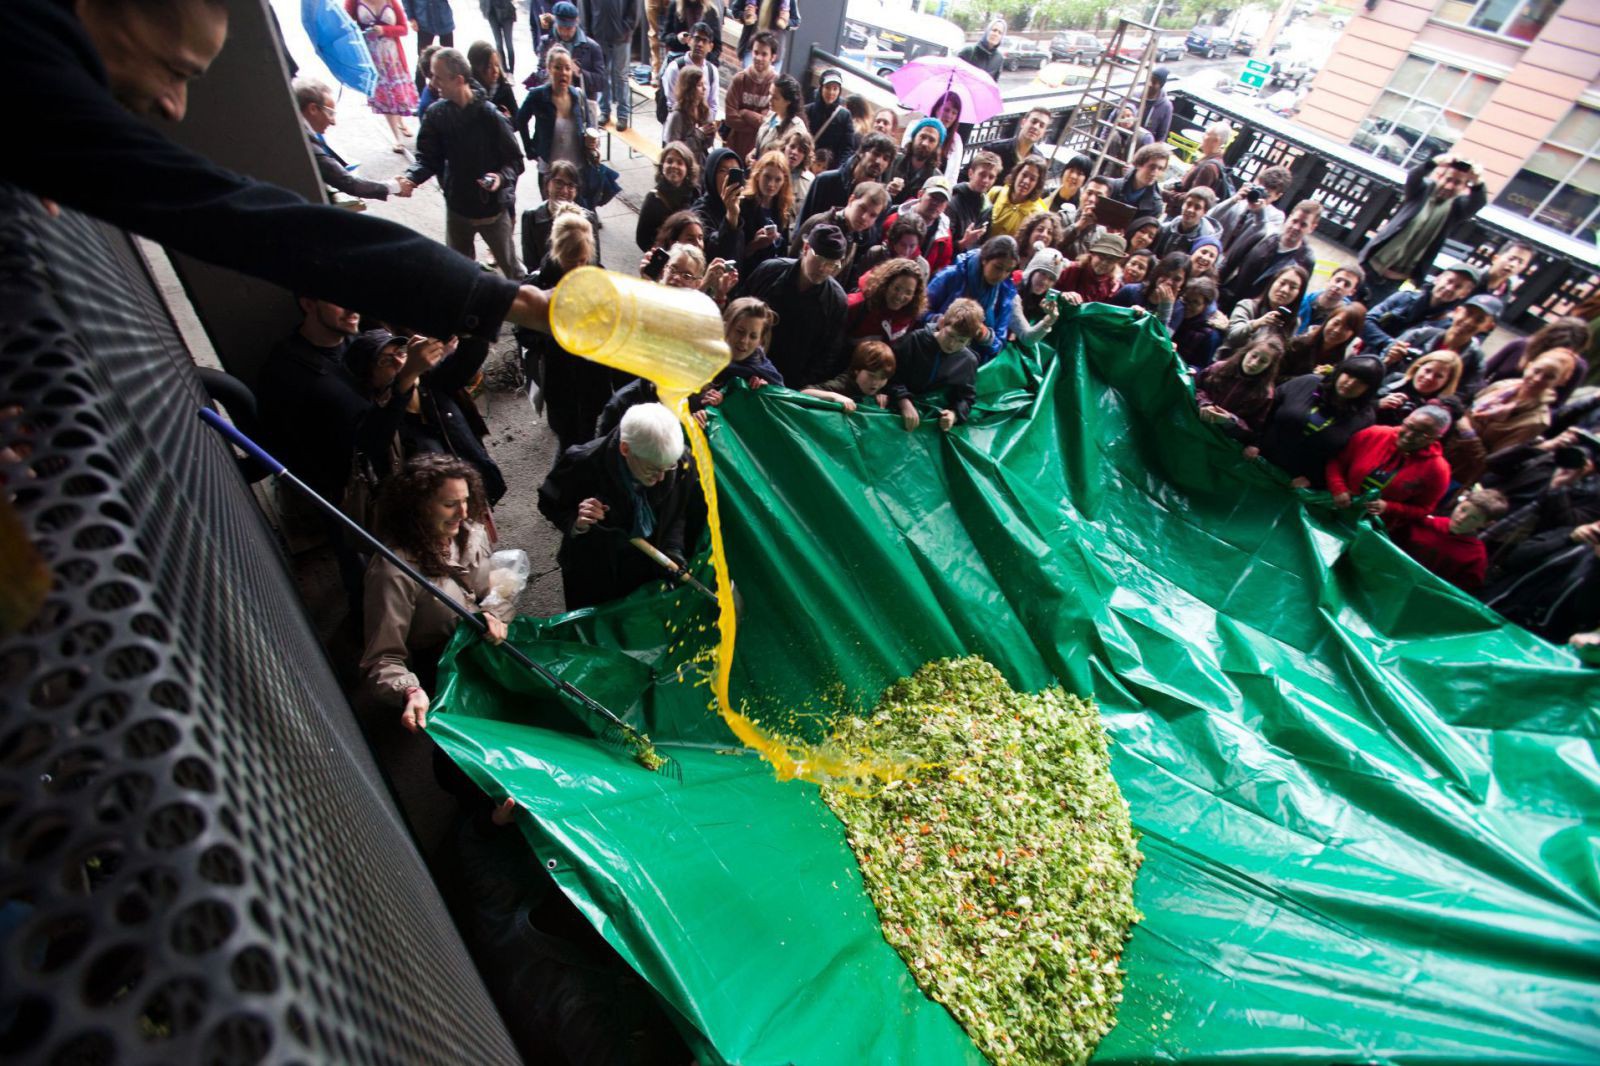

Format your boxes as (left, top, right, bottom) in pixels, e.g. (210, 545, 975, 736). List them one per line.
(432, 305, 1600, 1064)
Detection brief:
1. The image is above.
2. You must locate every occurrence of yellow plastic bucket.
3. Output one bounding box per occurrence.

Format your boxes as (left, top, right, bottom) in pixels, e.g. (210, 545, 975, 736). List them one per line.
(548, 266, 731, 406)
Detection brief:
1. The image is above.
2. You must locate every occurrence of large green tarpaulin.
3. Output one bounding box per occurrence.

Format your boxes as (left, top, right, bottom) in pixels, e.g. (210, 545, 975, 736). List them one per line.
(431, 305, 1600, 1065)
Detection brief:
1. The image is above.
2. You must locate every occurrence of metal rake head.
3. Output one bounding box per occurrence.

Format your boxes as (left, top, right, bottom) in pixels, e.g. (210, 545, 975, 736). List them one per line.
(600, 720, 684, 783)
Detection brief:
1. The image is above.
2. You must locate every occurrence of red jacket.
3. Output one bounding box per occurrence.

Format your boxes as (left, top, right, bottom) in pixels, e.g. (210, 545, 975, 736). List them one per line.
(1324, 424, 1449, 526)
(1055, 261, 1120, 303)
(883, 209, 954, 276)
(1398, 515, 1488, 590)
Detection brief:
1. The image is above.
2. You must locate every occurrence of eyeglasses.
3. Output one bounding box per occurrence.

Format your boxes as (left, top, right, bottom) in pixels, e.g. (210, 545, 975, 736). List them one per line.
(316, 101, 336, 115)
(667, 266, 704, 284)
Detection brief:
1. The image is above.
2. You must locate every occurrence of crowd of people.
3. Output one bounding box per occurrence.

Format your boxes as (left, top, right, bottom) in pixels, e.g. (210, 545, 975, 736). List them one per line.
(278, 11, 1600, 720)
(14, 0, 1600, 1059)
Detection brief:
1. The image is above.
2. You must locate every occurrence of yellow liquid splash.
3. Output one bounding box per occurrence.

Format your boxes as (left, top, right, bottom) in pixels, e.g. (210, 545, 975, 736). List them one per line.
(550, 269, 913, 788)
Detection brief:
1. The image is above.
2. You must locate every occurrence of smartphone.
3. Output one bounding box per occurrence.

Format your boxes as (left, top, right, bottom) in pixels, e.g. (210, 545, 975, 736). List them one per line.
(1274, 305, 1296, 320)
(647, 246, 670, 274)
(726, 168, 746, 188)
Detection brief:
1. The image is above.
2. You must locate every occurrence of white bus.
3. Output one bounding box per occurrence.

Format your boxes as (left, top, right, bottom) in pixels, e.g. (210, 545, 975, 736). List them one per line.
(839, 1, 968, 78)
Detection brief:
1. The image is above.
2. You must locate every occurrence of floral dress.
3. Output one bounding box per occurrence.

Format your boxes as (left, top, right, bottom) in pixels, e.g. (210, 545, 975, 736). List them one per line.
(348, 0, 420, 116)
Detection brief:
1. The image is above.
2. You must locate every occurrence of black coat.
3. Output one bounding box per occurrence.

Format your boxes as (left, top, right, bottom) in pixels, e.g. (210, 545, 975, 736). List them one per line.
(730, 258, 848, 387)
(409, 88, 525, 216)
(1256, 373, 1376, 487)
(537, 428, 695, 609)
(796, 163, 855, 228)
(1359, 155, 1489, 286)
(636, 183, 696, 250)
(806, 100, 856, 164)
(1482, 530, 1600, 643)
(308, 131, 391, 200)
(692, 146, 746, 263)
(957, 38, 1004, 81)
(12, 0, 517, 342)
(253, 332, 406, 503)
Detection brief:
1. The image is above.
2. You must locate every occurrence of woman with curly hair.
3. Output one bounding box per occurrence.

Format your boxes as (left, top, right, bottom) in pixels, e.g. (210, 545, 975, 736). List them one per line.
(845, 257, 928, 344)
(782, 127, 817, 203)
(636, 142, 701, 251)
(361, 453, 511, 732)
(1014, 210, 1063, 257)
(737, 150, 796, 272)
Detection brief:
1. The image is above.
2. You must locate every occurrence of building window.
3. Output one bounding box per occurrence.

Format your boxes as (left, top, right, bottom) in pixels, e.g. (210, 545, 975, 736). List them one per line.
(1351, 57, 1498, 169)
(1494, 105, 1600, 245)
(1434, 0, 1562, 43)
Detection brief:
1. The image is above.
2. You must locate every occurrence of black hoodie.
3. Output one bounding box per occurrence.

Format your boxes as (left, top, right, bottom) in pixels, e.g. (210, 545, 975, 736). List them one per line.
(691, 146, 745, 263)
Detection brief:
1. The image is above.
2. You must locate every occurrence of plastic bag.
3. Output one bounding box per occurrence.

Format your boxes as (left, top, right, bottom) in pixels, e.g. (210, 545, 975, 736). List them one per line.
(480, 549, 529, 612)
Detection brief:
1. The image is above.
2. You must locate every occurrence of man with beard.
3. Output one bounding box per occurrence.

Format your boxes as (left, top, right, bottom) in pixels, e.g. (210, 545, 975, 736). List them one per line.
(401, 48, 525, 278)
(797, 132, 897, 222)
(886, 118, 946, 205)
(1359, 153, 1486, 304)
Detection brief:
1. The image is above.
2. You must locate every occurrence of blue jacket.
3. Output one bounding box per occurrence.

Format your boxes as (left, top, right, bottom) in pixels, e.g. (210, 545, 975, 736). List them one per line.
(515, 83, 587, 162)
(1362, 284, 1458, 353)
(403, 0, 455, 36)
(925, 250, 1015, 362)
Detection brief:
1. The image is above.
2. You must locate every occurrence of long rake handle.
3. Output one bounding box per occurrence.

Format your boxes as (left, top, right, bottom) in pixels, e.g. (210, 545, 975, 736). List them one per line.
(197, 408, 642, 738)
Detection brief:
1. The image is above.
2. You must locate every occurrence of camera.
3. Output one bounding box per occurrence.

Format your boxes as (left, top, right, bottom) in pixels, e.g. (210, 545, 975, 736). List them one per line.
(725, 168, 746, 190)
(1245, 184, 1264, 203)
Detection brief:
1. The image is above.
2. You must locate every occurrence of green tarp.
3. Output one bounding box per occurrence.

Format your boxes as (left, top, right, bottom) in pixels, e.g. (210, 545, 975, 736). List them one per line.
(431, 304, 1600, 1065)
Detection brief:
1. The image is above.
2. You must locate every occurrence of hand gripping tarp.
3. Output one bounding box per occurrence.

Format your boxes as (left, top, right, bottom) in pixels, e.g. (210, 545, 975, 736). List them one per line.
(430, 304, 1600, 1065)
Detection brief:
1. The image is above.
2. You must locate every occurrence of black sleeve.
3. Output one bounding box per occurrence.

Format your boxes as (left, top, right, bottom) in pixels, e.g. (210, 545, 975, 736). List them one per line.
(13, 0, 518, 342)
(315, 150, 392, 200)
(425, 335, 492, 393)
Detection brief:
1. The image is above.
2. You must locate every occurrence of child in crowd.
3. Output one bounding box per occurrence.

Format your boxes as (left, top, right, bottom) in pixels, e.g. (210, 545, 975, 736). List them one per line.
(696, 298, 783, 420)
(1172, 277, 1224, 368)
(1396, 487, 1510, 591)
(888, 298, 985, 431)
(805, 340, 897, 411)
(1011, 247, 1065, 344)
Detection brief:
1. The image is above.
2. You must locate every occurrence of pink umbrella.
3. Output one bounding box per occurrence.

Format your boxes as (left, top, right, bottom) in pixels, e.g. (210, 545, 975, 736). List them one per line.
(889, 55, 1005, 123)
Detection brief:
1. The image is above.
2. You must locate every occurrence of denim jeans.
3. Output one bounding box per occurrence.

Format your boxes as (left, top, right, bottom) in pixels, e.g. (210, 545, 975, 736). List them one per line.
(600, 39, 632, 127)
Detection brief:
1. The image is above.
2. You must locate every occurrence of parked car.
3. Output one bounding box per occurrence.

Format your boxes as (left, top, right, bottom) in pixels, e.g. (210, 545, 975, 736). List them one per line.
(1002, 36, 1049, 70)
(1331, 15, 1348, 29)
(1269, 55, 1315, 89)
(1185, 25, 1233, 59)
(1155, 35, 1187, 62)
(1051, 31, 1105, 64)
(1233, 32, 1290, 56)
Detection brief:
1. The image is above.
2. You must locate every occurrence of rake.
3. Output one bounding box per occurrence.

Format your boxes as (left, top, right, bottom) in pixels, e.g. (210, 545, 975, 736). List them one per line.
(198, 408, 680, 781)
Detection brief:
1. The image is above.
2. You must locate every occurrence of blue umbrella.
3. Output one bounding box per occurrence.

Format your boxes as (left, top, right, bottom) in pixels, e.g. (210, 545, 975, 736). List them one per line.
(301, 0, 378, 96)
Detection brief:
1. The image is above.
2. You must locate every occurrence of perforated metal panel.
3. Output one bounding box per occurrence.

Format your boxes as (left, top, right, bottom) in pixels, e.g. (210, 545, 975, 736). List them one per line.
(0, 187, 520, 1065)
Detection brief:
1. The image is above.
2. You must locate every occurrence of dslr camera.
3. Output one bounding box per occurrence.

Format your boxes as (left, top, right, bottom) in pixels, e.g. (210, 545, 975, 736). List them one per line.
(1244, 183, 1266, 203)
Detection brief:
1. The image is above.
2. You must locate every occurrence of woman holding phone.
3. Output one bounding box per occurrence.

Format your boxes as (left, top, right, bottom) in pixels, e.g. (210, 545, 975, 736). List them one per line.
(736, 150, 795, 273)
(1222, 266, 1309, 354)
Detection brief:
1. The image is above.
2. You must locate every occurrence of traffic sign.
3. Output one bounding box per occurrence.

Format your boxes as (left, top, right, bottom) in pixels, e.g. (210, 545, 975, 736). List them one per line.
(1237, 58, 1272, 90)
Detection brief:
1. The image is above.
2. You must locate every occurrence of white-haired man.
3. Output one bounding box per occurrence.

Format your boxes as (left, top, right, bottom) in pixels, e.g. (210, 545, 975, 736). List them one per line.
(537, 403, 697, 609)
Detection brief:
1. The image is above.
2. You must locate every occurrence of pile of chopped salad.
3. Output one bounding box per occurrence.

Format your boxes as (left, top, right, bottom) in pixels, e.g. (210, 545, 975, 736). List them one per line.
(823, 657, 1143, 1065)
